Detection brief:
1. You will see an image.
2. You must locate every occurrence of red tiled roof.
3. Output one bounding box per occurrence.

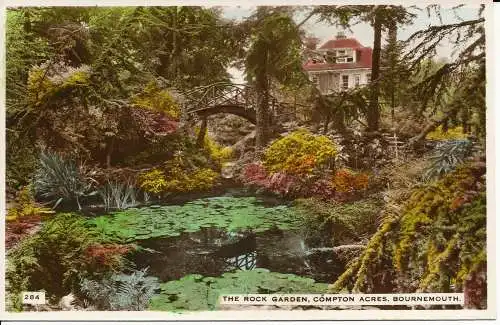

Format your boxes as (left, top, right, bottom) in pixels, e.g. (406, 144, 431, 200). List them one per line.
(319, 38, 363, 50)
(303, 47, 373, 71)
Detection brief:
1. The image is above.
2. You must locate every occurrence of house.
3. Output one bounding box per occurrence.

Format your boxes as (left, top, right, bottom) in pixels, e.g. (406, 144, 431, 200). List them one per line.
(303, 32, 372, 94)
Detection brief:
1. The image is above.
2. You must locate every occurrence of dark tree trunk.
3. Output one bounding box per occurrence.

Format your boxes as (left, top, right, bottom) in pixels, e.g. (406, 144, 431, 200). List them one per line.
(255, 53, 270, 151)
(106, 137, 115, 168)
(387, 20, 398, 122)
(367, 12, 382, 132)
(196, 117, 208, 147)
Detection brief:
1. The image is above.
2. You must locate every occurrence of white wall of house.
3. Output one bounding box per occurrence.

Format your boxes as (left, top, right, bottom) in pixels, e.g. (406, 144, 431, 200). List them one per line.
(309, 69, 371, 94)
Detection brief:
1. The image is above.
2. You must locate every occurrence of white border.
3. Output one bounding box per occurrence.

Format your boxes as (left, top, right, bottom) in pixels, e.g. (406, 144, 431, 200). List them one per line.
(0, 0, 497, 322)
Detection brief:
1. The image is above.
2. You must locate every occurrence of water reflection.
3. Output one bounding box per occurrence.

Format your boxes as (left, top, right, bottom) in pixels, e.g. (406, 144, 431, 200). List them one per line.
(223, 251, 257, 271)
(132, 227, 345, 283)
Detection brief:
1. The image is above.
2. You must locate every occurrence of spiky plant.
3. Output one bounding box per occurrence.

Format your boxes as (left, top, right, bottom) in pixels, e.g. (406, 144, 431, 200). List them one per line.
(33, 151, 95, 210)
(98, 179, 138, 211)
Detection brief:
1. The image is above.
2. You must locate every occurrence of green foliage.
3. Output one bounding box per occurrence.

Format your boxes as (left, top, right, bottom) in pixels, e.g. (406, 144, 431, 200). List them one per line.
(423, 139, 474, 181)
(149, 269, 328, 311)
(6, 214, 110, 308)
(330, 162, 486, 298)
(33, 151, 95, 209)
(294, 198, 383, 246)
(88, 197, 301, 243)
(80, 268, 160, 311)
(263, 129, 337, 175)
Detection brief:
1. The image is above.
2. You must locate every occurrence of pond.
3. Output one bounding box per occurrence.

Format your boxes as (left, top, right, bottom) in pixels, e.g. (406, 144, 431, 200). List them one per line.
(90, 195, 345, 283)
(132, 227, 345, 284)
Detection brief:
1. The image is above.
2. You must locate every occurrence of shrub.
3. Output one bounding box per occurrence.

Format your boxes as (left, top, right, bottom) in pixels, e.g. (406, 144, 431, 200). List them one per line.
(131, 81, 180, 119)
(79, 269, 160, 311)
(426, 125, 467, 141)
(7, 185, 54, 222)
(263, 129, 337, 176)
(331, 161, 486, 305)
(332, 168, 370, 194)
(240, 163, 303, 198)
(138, 157, 219, 195)
(6, 214, 131, 309)
(294, 198, 383, 246)
(423, 139, 474, 181)
(83, 244, 134, 274)
(33, 151, 95, 210)
(240, 163, 268, 187)
(202, 133, 234, 164)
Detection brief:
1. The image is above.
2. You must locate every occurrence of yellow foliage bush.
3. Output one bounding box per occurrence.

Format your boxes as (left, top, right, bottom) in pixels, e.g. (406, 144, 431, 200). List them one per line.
(426, 125, 467, 141)
(7, 186, 54, 221)
(131, 82, 180, 119)
(263, 129, 337, 176)
(203, 134, 233, 164)
(138, 163, 219, 195)
(137, 169, 168, 195)
(27, 66, 91, 106)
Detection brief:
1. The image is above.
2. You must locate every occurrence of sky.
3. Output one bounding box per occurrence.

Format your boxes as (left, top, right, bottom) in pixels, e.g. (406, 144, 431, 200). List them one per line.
(222, 5, 482, 83)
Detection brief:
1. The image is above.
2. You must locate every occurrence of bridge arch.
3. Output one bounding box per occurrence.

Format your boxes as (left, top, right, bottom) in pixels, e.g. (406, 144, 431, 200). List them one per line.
(189, 104, 256, 124)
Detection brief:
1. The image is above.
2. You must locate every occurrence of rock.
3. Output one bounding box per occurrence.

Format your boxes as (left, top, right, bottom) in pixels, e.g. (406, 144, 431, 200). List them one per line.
(221, 162, 236, 179)
(59, 293, 76, 311)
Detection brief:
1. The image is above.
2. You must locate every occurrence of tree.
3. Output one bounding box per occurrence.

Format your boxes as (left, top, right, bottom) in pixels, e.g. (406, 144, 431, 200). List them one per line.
(312, 5, 415, 132)
(5, 6, 245, 188)
(404, 5, 485, 144)
(245, 8, 306, 150)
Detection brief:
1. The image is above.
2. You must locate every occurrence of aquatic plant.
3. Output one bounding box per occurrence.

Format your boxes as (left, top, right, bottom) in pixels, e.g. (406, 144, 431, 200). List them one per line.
(330, 161, 486, 308)
(80, 268, 160, 311)
(149, 269, 328, 311)
(88, 196, 302, 243)
(263, 129, 337, 176)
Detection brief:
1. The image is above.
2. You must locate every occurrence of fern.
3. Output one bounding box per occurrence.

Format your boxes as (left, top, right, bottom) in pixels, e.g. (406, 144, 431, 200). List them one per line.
(80, 268, 160, 311)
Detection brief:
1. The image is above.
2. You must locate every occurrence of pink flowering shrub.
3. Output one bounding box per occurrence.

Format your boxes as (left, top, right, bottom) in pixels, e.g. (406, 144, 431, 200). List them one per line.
(240, 162, 370, 201)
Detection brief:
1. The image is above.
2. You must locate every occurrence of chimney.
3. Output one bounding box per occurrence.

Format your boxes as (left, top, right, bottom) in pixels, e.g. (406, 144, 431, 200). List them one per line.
(336, 31, 346, 39)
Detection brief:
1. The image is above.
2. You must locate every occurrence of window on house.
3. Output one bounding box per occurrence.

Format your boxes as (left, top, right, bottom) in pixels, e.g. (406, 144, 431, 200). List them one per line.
(311, 74, 320, 87)
(354, 74, 360, 86)
(347, 57, 353, 62)
(337, 50, 346, 56)
(367, 73, 372, 82)
(342, 75, 349, 89)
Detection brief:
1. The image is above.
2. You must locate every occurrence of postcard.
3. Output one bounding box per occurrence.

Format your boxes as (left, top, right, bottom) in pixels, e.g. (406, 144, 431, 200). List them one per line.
(1, 0, 495, 321)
